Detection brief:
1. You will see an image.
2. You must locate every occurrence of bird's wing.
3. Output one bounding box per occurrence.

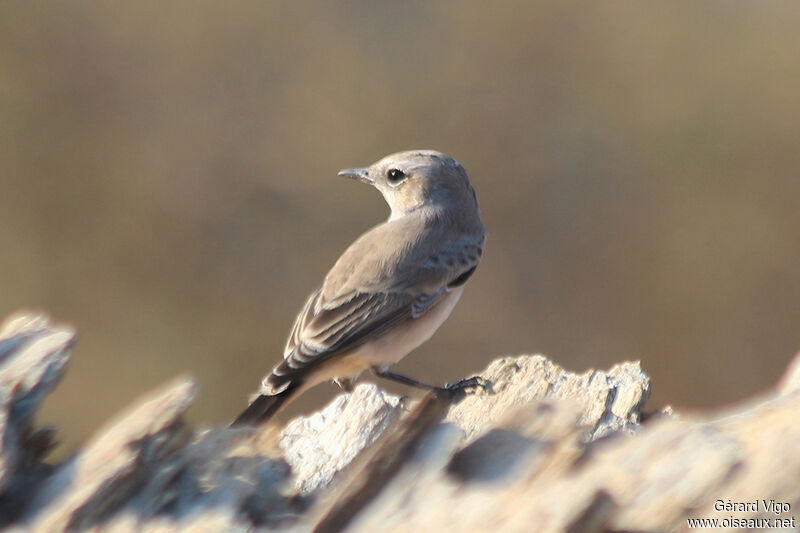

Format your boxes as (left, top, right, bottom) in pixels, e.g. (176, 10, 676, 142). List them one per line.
(286, 290, 424, 361)
(265, 232, 483, 393)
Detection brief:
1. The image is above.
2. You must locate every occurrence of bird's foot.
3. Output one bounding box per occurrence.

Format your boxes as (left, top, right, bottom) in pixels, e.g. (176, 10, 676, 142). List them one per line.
(442, 375, 487, 393)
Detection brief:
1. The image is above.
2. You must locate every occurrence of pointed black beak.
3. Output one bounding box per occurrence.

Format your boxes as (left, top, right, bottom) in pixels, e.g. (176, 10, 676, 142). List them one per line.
(337, 168, 373, 185)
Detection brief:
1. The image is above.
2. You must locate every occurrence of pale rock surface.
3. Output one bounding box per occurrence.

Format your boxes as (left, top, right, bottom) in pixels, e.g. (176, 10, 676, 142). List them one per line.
(0, 313, 75, 522)
(445, 355, 650, 442)
(1, 311, 798, 533)
(279, 383, 404, 494)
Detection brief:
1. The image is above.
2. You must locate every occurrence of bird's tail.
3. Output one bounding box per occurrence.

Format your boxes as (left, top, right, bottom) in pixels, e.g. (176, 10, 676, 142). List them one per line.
(230, 381, 301, 427)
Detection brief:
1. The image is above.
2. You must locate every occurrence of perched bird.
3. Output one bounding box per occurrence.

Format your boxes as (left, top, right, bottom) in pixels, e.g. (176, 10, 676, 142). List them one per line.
(232, 150, 486, 426)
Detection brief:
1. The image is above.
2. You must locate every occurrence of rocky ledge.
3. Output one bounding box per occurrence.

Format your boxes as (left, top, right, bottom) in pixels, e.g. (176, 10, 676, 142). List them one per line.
(0, 312, 798, 532)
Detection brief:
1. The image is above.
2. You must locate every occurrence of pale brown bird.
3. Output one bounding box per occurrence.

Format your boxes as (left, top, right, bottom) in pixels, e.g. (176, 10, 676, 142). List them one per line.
(232, 150, 485, 426)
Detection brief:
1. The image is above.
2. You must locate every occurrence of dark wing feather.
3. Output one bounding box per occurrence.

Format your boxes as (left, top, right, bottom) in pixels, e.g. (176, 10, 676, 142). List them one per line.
(266, 288, 447, 393)
(288, 291, 415, 359)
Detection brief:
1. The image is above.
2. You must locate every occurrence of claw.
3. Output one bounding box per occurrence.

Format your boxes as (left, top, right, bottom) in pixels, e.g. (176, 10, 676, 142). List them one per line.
(443, 375, 487, 393)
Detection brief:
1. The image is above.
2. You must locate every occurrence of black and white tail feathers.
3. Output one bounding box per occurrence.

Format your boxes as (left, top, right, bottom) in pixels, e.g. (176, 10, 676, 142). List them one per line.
(229, 381, 301, 427)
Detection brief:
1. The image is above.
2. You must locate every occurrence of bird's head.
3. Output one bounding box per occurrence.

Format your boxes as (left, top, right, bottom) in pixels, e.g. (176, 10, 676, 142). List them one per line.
(338, 150, 479, 219)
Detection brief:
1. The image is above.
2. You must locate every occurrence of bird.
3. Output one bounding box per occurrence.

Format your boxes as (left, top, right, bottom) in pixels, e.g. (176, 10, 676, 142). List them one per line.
(231, 150, 486, 426)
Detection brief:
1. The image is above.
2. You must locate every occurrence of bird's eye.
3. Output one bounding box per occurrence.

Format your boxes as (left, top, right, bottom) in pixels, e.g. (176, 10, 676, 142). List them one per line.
(387, 168, 406, 184)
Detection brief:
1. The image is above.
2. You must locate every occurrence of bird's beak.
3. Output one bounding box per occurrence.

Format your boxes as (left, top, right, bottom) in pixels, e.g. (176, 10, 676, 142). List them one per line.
(337, 168, 374, 185)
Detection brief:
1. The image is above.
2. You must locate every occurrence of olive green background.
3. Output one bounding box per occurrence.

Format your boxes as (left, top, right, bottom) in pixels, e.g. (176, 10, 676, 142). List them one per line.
(2, 1, 798, 453)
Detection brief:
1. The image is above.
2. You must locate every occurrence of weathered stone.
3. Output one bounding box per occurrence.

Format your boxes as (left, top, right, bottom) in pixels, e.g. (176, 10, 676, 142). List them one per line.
(279, 383, 403, 494)
(445, 355, 650, 442)
(0, 313, 75, 523)
(27, 377, 196, 532)
(2, 311, 799, 533)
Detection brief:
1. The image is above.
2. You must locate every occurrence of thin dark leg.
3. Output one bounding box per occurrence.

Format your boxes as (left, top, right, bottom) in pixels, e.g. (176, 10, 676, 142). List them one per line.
(373, 368, 439, 391)
(372, 368, 486, 394)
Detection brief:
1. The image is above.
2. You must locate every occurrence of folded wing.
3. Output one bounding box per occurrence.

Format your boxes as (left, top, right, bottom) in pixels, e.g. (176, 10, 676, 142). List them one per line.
(263, 233, 483, 394)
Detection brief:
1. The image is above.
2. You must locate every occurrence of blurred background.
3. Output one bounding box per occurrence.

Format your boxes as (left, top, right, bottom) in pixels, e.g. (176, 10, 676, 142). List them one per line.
(2, 1, 798, 453)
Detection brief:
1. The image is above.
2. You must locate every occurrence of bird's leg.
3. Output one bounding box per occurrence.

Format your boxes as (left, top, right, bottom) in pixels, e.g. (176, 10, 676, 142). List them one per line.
(373, 368, 439, 391)
(372, 367, 487, 394)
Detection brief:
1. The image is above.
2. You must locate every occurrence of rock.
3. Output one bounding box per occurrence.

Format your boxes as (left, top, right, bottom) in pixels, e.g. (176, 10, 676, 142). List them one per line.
(308, 391, 461, 533)
(279, 383, 404, 494)
(778, 350, 800, 394)
(0, 313, 75, 524)
(27, 376, 196, 532)
(446, 355, 650, 441)
(2, 310, 799, 533)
